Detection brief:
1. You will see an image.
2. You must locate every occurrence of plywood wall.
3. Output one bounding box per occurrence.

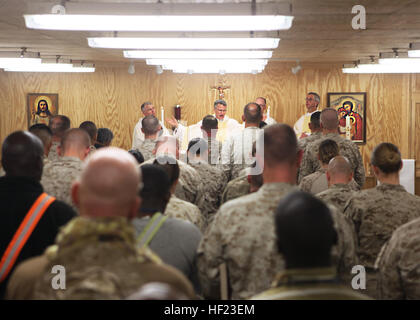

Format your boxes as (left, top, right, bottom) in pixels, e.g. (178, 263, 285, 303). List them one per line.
(0, 62, 415, 177)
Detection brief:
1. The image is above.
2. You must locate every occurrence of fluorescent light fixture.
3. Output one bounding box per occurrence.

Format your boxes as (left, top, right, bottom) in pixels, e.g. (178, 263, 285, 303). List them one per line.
(343, 64, 420, 74)
(124, 50, 273, 59)
(5, 63, 95, 72)
(25, 14, 293, 32)
(408, 43, 420, 58)
(0, 58, 41, 68)
(146, 58, 267, 68)
(378, 58, 420, 65)
(88, 38, 280, 50)
(172, 68, 263, 74)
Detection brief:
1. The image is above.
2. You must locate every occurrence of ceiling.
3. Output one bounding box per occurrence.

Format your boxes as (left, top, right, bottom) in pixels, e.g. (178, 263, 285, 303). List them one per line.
(0, 0, 420, 67)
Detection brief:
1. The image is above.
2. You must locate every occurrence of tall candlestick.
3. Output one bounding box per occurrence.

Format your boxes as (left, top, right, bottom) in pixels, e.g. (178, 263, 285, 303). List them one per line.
(267, 106, 271, 118)
(161, 106, 164, 124)
(345, 116, 351, 140)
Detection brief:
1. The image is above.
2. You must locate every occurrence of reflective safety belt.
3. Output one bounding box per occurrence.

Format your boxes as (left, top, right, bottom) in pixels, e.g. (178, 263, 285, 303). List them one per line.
(0, 193, 55, 283)
(137, 212, 167, 249)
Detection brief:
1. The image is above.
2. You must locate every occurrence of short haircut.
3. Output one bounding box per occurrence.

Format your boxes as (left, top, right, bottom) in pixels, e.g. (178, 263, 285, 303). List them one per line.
(29, 123, 53, 148)
(153, 156, 180, 187)
(328, 155, 352, 176)
(320, 108, 339, 130)
(202, 115, 218, 131)
(262, 124, 298, 166)
(243, 102, 262, 124)
(213, 99, 227, 108)
(256, 97, 267, 106)
(318, 139, 339, 165)
(79, 121, 98, 141)
(140, 164, 171, 208)
(142, 115, 160, 135)
(308, 92, 320, 103)
(275, 191, 336, 267)
(188, 138, 208, 156)
(141, 102, 153, 111)
(371, 142, 402, 174)
(310, 111, 321, 129)
(128, 149, 145, 164)
(49, 115, 71, 137)
(96, 128, 114, 147)
(61, 128, 91, 153)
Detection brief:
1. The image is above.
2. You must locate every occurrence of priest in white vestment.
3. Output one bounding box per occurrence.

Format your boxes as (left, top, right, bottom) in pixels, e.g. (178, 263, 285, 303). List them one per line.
(294, 92, 321, 139)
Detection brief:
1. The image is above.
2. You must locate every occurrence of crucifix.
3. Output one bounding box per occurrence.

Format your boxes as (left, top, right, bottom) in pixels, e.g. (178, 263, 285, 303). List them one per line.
(210, 85, 231, 99)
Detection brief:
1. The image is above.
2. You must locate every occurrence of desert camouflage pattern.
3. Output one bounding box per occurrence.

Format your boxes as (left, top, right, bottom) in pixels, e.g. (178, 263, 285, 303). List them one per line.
(317, 183, 358, 213)
(137, 139, 156, 162)
(297, 131, 322, 152)
(220, 127, 262, 180)
(221, 174, 249, 204)
(344, 183, 420, 298)
(41, 156, 83, 210)
(299, 168, 328, 194)
(47, 141, 60, 162)
(299, 133, 365, 188)
(376, 217, 420, 300)
(189, 161, 227, 220)
(165, 195, 205, 233)
(33, 217, 163, 299)
(197, 183, 357, 300)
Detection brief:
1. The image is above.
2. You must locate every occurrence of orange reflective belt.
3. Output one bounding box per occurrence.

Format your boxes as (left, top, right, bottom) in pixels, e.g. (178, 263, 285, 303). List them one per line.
(0, 193, 55, 283)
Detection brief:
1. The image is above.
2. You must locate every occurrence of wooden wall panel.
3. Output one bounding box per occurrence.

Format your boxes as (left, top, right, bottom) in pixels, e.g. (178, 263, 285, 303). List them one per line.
(0, 63, 414, 177)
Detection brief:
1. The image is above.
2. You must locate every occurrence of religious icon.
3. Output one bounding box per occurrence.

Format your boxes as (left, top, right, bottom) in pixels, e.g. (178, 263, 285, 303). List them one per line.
(27, 93, 58, 128)
(210, 85, 230, 100)
(327, 92, 366, 144)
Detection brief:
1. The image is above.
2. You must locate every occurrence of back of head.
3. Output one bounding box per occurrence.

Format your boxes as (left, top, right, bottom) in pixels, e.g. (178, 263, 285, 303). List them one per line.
(76, 147, 140, 218)
(371, 142, 402, 174)
(202, 115, 218, 131)
(79, 121, 98, 142)
(310, 111, 321, 129)
(318, 139, 339, 165)
(29, 123, 53, 151)
(187, 138, 208, 157)
(320, 108, 339, 130)
(262, 124, 298, 167)
(213, 99, 227, 108)
(139, 164, 171, 211)
(61, 128, 91, 154)
(243, 102, 262, 124)
(1, 131, 44, 180)
(96, 128, 114, 148)
(153, 156, 180, 187)
(275, 191, 336, 268)
(49, 115, 71, 138)
(328, 155, 352, 178)
(128, 149, 145, 164)
(141, 115, 160, 135)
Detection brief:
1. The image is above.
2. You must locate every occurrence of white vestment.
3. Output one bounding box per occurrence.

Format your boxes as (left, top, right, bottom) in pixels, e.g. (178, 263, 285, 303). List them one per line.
(293, 108, 320, 138)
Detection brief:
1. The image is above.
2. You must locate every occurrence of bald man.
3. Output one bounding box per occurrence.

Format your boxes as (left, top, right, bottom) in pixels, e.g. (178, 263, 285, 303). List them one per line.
(136, 115, 162, 161)
(0, 131, 76, 299)
(41, 128, 91, 210)
(317, 156, 359, 212)
(197, 124, 358, 299)
(6, 147, 195, 300)
(221, 102, 263, 180)
(299, 108, 365, 189)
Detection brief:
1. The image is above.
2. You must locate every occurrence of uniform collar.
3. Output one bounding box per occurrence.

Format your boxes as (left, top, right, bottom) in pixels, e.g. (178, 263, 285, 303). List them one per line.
(376, 183, 406, 192)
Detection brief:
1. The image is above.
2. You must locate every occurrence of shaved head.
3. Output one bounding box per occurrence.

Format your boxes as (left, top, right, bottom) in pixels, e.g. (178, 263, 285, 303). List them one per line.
(2, 131, 44, 180)
(261, 123, 298, 166)
(72, 147, 141, 218)
(243, 102, 262, 124)
(327, 156, 353, 185)
(320, 108, 339, 131)
(61, 128, 91, 152)
(142, 115, 160, 135)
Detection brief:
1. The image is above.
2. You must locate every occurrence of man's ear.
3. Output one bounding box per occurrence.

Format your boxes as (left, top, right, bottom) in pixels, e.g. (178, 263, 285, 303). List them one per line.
(400, 161, 403, 171)
(128, 195, 141, 221)
(141, 128, 145, 134)
(296, 149, 304, 168)
(57, 145, 63, 157)
(326, 171, 331, 184)
(71, 181, 80, 208)
(242, 115, 246, 122)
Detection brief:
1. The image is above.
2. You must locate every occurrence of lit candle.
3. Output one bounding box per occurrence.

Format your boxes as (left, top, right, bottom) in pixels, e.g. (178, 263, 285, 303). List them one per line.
(345, 116, 351, 140)
(161, 106, 164, 124)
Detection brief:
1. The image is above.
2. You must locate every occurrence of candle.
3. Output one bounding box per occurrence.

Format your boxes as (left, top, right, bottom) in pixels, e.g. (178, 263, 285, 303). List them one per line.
(267, 106, 271, 118)
(345, 116, 351, 140)
(161, 106, 164, 124)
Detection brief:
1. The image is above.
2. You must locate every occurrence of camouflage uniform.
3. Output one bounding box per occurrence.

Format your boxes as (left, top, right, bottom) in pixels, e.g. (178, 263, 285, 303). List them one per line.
(251, 267, 370, 300)
(165, 195, 205, 233)
(317, 183, 358, 213)
(344, 183, 420, 298)
(197, 183, 357, 300)
(297, 131, 322, 152)
(299, 168, 328, 194)
(137, 139, 156, 162)
(41, 156, 83, 210)
(221, 174, 249, 204)
(189, 161, 227, 221)
(221, 127, 262, 180)
(376, 217, 420, 299)
(30, 217, 195, 299)
(299, 133, 365, 188)
(47, 141, 60, 162)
